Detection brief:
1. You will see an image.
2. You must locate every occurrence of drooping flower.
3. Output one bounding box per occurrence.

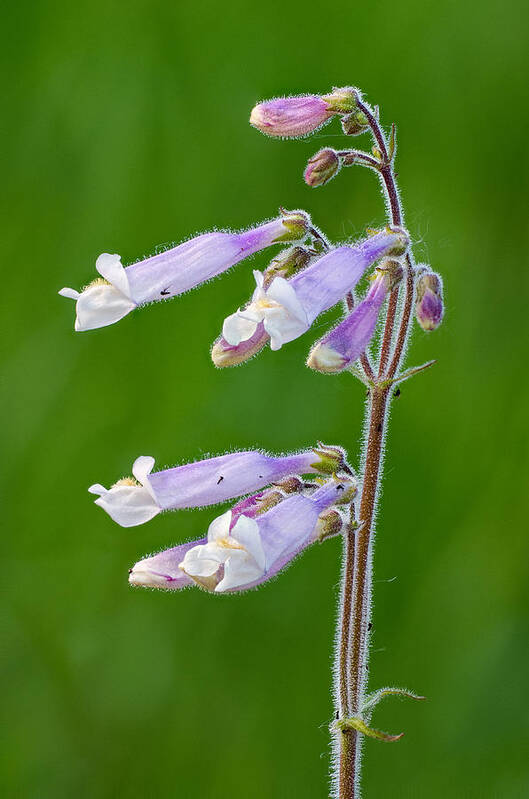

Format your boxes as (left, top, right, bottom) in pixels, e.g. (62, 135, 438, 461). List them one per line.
(211, 246, 314, 367)
(58, 211, 310, 331)
(307, 260, 403, 374)
(222, 229, 408, 351)
(131, 478, 353, 593)
(88, 446, 346, 528)
(415, 269, 444, 331)
(250, 88, 358, 138)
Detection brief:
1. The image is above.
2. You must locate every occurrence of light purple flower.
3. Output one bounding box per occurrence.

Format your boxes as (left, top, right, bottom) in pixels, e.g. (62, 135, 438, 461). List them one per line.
(222, 229, 408, 351)
(59, 212, 310, 331)
(250, 88, 357, 138)
(307, 262, 402, 373)
(88, 447, 344, 528)
(130, 479, 353, 593)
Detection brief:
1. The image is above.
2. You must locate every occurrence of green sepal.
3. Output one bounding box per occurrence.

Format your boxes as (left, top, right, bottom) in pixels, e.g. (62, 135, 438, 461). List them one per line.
(336, 716, 404, 743)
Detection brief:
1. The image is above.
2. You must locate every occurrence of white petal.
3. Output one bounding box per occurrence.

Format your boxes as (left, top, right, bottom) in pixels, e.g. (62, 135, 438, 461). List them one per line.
(222, 310, 260, 345)
(59, 287, 80, 300)
(207, 510, 233, 543)
(215, 550, 264, 592)
(132, 455, 157, 500)
(95, 253, 132, 299)
(263, 307, 308, 351)
(231, 515, 266, 572)
(253, 270, 265, 290)
(74, 283, 136, 331)
(90, 483, 160, 527)
(266, 277, 308, 324)
(180, 543, 225, 577)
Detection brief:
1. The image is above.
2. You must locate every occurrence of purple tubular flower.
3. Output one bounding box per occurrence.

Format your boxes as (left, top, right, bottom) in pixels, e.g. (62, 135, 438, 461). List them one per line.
(307, 261, 404, 373)
(132, 478, 353, 593)
(222, 229, 409, 351)
(250, 96, 334, 138)
(88, 448, 339, 528)
(58, 212, 310, 331)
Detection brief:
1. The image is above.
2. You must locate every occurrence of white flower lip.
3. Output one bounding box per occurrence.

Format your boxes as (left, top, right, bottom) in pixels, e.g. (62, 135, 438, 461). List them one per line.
(221, 270, 309, 351)
(179, 510, 266, 593)
(88, 455, 160, 528)
(59, 253, 136, 331)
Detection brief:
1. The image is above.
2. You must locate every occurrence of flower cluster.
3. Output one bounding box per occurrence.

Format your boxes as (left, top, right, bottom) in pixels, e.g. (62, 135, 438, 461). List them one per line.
(90, 446, 356, 593)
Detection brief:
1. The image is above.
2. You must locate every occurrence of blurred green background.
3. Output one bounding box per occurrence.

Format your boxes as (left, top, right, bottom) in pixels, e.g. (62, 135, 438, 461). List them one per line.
(3, 0, 529, 796)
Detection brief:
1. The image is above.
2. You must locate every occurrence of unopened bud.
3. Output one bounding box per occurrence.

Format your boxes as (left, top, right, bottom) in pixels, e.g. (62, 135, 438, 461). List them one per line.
(316, 509, 344, 541)
(322, 86, 359, 114)
(311, 443, 349, 475)
(263, 247, 311, 287)
(273, 475, 304, 494)
(304, 148, 341, 187)
(415, 269, 444, 331)
(211, 323, 269, 367)
(274, 209, 311, 242)
(341, 108, 369, 136)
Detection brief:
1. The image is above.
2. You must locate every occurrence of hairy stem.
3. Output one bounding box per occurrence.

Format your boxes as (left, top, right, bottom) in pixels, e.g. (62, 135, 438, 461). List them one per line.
(335, 96, 414, 798)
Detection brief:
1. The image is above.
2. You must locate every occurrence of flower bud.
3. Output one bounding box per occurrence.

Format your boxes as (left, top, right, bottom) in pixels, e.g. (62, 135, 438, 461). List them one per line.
(250, 95, 334, 138)
(263, 247, 311, 286)
(273, 475, 304, 494)
(415, 269, 444, 331)
(341, 109, 370, 136)
(304, 148, 341, 187)
(250, 88, 358, 139)
(211, 323, 269, 367)
(316, 509, 345, 541)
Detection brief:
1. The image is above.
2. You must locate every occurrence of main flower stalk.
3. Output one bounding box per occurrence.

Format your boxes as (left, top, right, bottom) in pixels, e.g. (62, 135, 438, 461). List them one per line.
(335, 99, 415, 799)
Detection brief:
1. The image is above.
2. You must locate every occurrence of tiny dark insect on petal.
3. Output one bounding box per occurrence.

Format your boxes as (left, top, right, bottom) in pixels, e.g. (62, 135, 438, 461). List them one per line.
(217, 476, 224, 484)
(337, 484, 344, 491)
(160, 288, 171, 296)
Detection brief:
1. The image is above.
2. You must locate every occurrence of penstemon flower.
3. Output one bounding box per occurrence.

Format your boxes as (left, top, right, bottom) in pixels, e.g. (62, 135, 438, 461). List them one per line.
(307, 260, 403, 374)
(222, 229, 408, 351)
(88, 446, 347, 527)
(130, 478, 353, 593)
(59, 211, 310, 331)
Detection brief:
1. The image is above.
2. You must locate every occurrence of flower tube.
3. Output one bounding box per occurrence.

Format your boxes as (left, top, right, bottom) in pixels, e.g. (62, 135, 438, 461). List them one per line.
(131, 478, 353, 593)
(59, 211, 310, 331)
(307, 261, 403, 374)
(89, 446, 346, 528)
(222, 229, 408, 351)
